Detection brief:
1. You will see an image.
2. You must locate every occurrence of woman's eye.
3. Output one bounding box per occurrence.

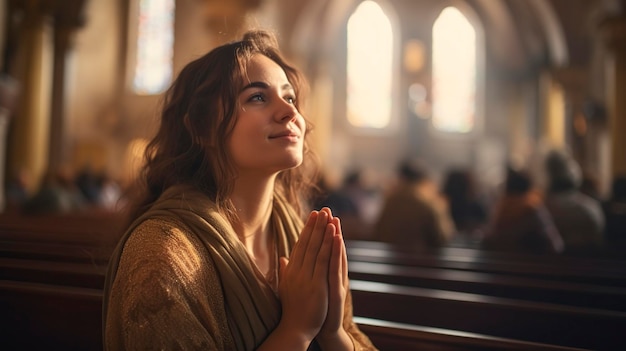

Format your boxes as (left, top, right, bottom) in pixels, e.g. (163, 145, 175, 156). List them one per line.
(285, 96, 295, 104)
(249, 94, 265, 102)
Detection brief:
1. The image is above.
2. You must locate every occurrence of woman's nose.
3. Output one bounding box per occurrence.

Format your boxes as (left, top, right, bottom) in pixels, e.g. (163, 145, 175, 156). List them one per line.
(275, 98, 298, 123)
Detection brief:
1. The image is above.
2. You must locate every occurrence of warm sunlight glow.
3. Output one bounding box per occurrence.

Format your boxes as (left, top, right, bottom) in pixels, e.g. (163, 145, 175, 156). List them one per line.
(432, 7, 476, 133)
(133, 0, 175, 95)
(347, 1, 393, 129)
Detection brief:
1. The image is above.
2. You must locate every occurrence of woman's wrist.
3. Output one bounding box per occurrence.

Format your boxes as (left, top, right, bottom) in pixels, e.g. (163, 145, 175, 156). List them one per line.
(257, 321, 314, 351)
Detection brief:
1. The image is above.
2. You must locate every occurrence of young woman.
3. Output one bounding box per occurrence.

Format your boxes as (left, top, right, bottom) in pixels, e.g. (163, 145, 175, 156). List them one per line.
(103, 30, 376, 351)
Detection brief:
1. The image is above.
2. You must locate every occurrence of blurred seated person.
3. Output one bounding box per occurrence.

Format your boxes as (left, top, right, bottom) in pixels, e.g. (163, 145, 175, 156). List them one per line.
(543, 150, 604, 252)
(314, 172, 360, 218)
(313, 175, 365, 239)
(372, 159, 454, 248)
(603, 175, 626, 248)
(22, 167, 86, 215)
(482, 167, 563, 254)
(97, 173, 124, 211)
(580, 170, 602, 202)
(75, 165, 102, 205)
(4, 168, 30, 212)
(441, 168, 488, 237)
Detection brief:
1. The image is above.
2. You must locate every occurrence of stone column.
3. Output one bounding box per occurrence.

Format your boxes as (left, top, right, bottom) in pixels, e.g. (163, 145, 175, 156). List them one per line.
(0, 75, 19, 211)
(552, 67, 589, 167)
(48, 0, 86, 173)
(6, 0, 53, 193)
(600, 15, 626, 178)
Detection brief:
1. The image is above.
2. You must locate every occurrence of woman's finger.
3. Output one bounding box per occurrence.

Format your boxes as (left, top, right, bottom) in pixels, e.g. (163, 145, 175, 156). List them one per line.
(290, 211, 318, 269)
(301, 210, 329, 276)
(313, 223, 335, 280)
(332, 216, 349, 288)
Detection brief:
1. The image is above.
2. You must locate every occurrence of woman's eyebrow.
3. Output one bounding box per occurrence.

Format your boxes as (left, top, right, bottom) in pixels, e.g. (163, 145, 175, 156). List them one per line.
(240, 81, 294, 92)
(241, 81, 269, 92)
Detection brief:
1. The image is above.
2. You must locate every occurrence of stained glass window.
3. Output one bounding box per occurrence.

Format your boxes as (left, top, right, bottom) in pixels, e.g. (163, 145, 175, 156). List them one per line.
(432, 7, 476, 133)
(347, 1, 393, 129)
(133, 0, 175, 95)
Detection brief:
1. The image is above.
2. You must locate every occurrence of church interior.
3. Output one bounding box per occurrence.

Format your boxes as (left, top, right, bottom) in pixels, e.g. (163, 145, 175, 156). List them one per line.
(1, 0, 626, 350)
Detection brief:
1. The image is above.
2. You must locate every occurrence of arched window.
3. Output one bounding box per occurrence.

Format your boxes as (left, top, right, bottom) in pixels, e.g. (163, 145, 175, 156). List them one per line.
(346, 1, 393, 129)
(132, 0, 175, 95)
(432, 7, 476, 133)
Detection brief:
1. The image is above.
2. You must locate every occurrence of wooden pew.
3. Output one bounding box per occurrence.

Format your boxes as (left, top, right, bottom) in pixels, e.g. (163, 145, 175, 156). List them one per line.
(0, 277, 593, 351)
(0, 257, 106, 289)
(348, 260, 626, 312)
(354, 317, 588, 351)
(0, 212, 124, 264)
(346, 240, 626, 287)
(0, 239, 114, 263)
(350, 280, 626, 350)
(0, 280, 103, 351)
(0, 211, 125, 246)
(2, 219, 623, 350)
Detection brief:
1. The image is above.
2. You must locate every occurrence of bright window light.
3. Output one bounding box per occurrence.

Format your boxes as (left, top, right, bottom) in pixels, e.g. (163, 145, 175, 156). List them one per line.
(432, 7, 476, 133)
(133, 0, 175, 95)
(347, 1, 393, 129)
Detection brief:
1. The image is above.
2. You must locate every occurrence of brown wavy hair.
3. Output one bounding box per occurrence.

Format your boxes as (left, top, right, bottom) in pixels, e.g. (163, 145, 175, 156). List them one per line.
(127, 30, 319, 222)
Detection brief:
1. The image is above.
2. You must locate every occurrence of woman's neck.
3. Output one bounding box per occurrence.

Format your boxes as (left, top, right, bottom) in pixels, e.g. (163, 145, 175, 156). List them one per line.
(230, 174, 276, 253)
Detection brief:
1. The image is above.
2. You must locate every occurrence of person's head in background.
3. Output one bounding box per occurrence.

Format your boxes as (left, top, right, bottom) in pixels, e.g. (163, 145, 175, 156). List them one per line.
(544, 150, 581, 193)
(130, 30, 318, 220)
(397, 159, 428, 184)
(505, 167, 533, 196)
(442, 169, 476, 201)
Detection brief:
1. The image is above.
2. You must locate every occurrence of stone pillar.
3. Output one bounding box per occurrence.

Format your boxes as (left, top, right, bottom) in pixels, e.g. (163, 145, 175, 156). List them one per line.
(600, 15, 626, 178)
(0, 75, 20, 212)
(539, 71, 566, 149)
(7, 1, 53, 193)
(552, 67, 589, 166)
(0, 109, 11, 211)
(48, 0, 86, 173)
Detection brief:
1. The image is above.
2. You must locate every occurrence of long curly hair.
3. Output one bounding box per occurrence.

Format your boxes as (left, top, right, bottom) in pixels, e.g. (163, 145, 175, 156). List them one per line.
(126, 30, 318, 222)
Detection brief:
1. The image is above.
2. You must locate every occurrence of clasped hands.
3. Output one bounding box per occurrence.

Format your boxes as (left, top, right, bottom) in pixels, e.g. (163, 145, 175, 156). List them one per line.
(277, 207, 351, 349)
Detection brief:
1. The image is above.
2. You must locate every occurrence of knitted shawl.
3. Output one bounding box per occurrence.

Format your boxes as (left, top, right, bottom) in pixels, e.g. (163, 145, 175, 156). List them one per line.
(102, 184, 302, 350)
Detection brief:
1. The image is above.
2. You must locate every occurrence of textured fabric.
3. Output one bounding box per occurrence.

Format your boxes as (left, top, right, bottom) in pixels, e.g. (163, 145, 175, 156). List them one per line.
(103, 185, 377, 350)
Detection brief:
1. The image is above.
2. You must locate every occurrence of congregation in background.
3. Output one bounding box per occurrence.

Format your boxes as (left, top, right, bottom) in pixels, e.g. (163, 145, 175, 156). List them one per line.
(314, 148, 626, 257)
(4, 144, 625, 258)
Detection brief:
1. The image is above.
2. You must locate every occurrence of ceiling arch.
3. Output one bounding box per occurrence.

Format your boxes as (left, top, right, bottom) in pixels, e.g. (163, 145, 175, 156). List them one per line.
(286, 0, 570, 73)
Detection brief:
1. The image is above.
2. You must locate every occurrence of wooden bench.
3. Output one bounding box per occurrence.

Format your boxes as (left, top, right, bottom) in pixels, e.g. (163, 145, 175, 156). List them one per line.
(0, 280, 103, 351)
(0, 212, 123, 264)
(0, 257, 106, 289)
(348, 260, 626, 312)
(0, 211, 124, 246)
(0, 239, 114, 263)
(350, 280, 626, 350)
(354, 317, 588, 351)
(1, 220, 623, 350)
(1, 277, 593, 351)
(346, 240, 626, 287)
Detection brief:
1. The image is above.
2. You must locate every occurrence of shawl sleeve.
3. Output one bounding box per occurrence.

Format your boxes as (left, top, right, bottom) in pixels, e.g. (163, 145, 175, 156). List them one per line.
(104, 218, 236, 350)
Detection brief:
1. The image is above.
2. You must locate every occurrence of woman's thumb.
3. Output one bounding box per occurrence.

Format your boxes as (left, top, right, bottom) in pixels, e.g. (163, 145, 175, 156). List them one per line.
(279, 257, 289, 273)
(279, 256, 289, 277)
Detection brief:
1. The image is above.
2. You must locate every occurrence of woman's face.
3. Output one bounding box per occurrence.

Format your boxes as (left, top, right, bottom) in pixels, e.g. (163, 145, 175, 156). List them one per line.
(228, 54, 305, 176)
